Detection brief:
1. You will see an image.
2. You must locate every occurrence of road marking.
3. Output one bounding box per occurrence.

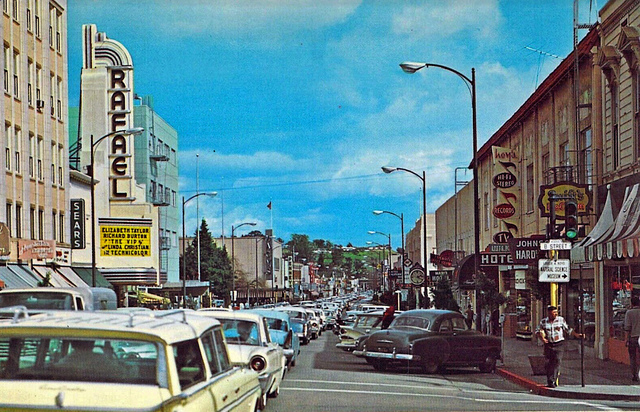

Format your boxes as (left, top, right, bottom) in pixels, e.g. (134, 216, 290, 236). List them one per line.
(286, 379, 451, 391)
(280, 387, 621, 411)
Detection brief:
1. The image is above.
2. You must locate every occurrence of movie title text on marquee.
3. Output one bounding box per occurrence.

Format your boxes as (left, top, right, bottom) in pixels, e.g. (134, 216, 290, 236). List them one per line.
(100, 225, 151, 257)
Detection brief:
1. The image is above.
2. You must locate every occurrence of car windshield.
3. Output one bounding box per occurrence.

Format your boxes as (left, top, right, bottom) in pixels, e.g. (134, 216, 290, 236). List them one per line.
(355, 315, 381, 327)
(265, 317, 288, 332)
(281, 310, 306, 320)
(220, 319, 260, 345)
(0, 292, 74, 310)
(391, 316, 430, 330)
(0, 337, 160, 385)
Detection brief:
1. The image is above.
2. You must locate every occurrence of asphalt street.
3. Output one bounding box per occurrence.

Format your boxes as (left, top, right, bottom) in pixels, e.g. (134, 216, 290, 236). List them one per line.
(265, 330, 635, 412)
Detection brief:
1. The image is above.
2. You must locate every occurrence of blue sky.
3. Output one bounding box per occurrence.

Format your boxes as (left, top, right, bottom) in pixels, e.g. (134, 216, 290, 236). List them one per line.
(67, 0, 599, 248)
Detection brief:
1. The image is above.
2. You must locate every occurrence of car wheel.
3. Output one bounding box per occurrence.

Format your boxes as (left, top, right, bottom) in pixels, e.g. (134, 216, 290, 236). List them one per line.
(421, 358, 440, 374)
(268, 385, 280, 398)
(372, 360, 388, 371)
(479, 355, 497, 373)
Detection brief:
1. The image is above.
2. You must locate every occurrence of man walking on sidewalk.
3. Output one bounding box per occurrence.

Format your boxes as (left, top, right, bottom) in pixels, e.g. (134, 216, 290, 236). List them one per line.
(624, 296, 640, 382)
(536, 305, 584, 388)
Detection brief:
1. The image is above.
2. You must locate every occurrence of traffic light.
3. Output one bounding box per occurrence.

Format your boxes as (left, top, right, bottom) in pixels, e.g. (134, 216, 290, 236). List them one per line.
(564, 199, 579, 241)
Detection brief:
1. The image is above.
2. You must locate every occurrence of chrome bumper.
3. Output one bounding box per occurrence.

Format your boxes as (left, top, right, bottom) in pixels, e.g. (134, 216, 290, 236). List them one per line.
(355, 348, 417, 361)
(336, 341, 356, 350)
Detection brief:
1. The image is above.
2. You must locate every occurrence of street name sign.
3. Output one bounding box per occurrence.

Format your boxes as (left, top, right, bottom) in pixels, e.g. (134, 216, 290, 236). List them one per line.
(538, 259, 570, 282)
(540, 239, 572, 250)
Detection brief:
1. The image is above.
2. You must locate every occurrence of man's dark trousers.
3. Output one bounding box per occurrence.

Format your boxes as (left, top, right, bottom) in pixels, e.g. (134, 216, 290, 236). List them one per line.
(629, 337, 640, 381)
(544, 341, 564, 386)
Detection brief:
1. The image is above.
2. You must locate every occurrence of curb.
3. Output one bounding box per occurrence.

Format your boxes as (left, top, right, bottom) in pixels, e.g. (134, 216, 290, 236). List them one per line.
(496, 367, 640, 402)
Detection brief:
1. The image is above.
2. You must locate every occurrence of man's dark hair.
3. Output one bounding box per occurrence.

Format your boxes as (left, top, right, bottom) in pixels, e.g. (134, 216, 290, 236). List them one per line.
(632, 296, 640, 306)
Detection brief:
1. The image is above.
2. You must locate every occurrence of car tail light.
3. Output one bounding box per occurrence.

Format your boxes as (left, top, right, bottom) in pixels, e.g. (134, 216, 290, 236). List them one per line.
(250, 355, 266, 372)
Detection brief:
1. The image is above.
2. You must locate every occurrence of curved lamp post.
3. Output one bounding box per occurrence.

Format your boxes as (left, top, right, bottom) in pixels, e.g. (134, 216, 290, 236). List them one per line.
(373, 210, 405, 284)
(181, 191, 217, 308)
(90, 127, 144, 288)
(231, 222, 256, 305)
(381, 166, 427, 305)
(368, 231, 391, 293)
(399, 61, 480, 328)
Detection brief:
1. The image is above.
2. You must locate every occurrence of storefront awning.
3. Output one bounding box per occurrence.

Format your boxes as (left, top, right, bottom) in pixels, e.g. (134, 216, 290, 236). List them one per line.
(573, 183, 640, 262)
(32, 265, 75, 288)
(71, 267, 113, 288)
(57, 266, 89, 288)
(454, 254, 476, 289)
(0, 265, 33, 288)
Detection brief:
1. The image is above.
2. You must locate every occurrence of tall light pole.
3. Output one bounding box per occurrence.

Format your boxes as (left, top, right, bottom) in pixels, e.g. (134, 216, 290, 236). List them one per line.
(373, 210, 405, 283)
(181, 192, 217, 308)
(368, 231, 392, 293)
(90, 127, 144, 288)
(231, 222, 256, 305)
(381, 166, 428, 306)
(366, 241, 386, 292)
(399, 61, 480, 329)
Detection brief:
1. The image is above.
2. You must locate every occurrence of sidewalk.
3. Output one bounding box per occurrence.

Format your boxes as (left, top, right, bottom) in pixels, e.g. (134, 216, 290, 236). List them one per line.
(496, 336, 640, 401)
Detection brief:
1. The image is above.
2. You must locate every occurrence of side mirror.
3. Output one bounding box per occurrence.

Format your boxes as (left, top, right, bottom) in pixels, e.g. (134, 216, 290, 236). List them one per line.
(284, 329, 293, 349)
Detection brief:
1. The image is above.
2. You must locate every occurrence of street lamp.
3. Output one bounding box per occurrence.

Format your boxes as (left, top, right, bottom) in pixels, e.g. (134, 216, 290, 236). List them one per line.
(231, 222, 257, 305)
(366, 241, 385, 291)
(373, 210, 405, 283)
(368, 231, 392, 292)
(90, 127, 144, 288)
(381, 166, 427, 306)
(399, 61, 480, 329)
(181, 192, 218, 308)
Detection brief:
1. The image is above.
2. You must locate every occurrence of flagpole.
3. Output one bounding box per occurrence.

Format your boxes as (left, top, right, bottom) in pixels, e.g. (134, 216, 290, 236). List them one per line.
(270, 199, 273, 232)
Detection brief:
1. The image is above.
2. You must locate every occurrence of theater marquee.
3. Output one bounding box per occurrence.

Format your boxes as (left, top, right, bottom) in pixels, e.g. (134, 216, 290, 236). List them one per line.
(100, 223, 151, 257)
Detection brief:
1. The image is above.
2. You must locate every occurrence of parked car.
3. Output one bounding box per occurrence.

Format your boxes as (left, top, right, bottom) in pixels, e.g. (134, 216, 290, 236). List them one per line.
(245, 308, 300, 368)
(274, 306, 312, 344)
(199, 309, 286, 403)
(355, 309, 502, 373)
(0, 308, 262, 411)
(337, 310, 402, 351)
(0, 287, 117, 312)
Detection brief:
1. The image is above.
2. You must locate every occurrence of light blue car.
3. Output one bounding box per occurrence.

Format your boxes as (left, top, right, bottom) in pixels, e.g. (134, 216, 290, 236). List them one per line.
(245, 309, 300, 368)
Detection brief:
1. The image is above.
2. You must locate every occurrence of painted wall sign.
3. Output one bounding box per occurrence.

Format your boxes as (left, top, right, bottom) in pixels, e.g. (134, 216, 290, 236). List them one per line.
(71, 199, 85, 249)
(18, 240, 56, 260)
(100, 225, 151, 257)
(507, 236, 545, 265)
(538, 182, 591, 218)
(492, 146, 520, 237)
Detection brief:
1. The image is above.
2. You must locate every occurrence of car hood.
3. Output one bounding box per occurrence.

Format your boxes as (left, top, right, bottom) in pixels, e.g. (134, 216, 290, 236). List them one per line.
(0, 381, 170, 410)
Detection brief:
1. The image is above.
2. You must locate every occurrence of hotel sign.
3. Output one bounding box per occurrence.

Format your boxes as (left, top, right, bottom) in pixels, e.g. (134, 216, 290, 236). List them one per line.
(100, 225, 151, 257)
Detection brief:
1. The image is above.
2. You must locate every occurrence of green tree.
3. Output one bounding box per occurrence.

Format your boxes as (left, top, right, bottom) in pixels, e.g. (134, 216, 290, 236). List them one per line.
(432, 277, 460, 311)
(331, 245, 344, 269)
(181, 219, 233, 304)
(287, 234, 313, 262)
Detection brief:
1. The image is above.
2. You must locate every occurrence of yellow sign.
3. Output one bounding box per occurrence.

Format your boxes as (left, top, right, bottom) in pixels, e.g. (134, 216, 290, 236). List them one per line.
(538, 183, 591, 218)
(100, 225, 151, 257)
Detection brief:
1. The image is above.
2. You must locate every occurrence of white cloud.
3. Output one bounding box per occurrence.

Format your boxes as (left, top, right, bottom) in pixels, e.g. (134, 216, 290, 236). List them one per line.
(392, 0, 503, 40)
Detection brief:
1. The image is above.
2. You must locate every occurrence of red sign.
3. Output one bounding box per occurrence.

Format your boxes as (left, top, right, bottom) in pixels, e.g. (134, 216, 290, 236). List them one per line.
(18, 240, 56, 260)
(493, 203, 516, 219)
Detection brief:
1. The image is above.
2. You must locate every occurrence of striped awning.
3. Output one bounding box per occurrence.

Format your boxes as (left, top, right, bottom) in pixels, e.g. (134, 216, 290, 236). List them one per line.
(572, 183, 640, 262)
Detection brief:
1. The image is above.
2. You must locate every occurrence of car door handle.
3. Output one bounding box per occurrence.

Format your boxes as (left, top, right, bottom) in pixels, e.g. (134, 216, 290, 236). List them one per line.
(235, 387, 241, 394)
(222, 395, 228, 402)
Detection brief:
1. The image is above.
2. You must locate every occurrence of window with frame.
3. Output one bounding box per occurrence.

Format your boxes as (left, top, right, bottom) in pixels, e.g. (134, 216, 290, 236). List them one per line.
(34, 0, 40, 37)
(526, 163, 534, 213)
(51, 211, 56, 241)
(50, 142, 56, 183)
(559, 141, 569, 166)
(579, 128, 593, 186)
(35, 65, 41, 103)
(5, 203, 11, 237)
(49, 73, 54, 116)
(15, 204, 21, 238)
(57, 145, 63, 185)
(55, 9, 61, 52)
(56, 77, 61, 118)
(13, 127, 20, 174)
(3, 45, 9, 94)
(4, 123, 10, 171)
(484, 192, 489, 230)
(48, 5, 53, 48)
(58, 212, 64, 242)
(2, 0, 7, 14)
(11, 0, 16, 20)
(12, 50, 19, 97)
(29, 207, 35, 239)
(28, 133, 34, 177)
(38, 209, 43, 240)
(26, 0, 32, 31)
(542, 152, 550, 184)
(27, 59, 33, 106)
(36, 136, 42, 180)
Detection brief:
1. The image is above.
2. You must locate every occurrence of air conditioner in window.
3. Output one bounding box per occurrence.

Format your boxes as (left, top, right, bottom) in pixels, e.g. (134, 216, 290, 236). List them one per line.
(36, 100, 44, 109)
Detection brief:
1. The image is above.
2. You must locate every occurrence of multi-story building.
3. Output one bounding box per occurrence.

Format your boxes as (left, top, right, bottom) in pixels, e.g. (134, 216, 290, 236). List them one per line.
(68, 24, 161, 305)
(0, 0, 77, 287)
(133, 95, 179, 283)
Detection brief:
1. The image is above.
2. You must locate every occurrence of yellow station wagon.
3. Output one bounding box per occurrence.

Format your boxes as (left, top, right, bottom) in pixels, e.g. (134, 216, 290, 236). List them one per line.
(0, 308, 262, 412)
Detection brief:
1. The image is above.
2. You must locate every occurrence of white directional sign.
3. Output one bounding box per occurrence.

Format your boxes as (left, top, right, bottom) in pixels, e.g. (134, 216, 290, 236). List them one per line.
(540, 239, 572, 250)
(538, 259, 570, 282)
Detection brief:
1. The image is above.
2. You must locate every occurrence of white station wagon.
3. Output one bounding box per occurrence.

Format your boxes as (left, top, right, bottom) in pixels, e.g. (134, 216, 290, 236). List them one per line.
(0, 308, 262, 412)
(199, 310, 286, 407)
